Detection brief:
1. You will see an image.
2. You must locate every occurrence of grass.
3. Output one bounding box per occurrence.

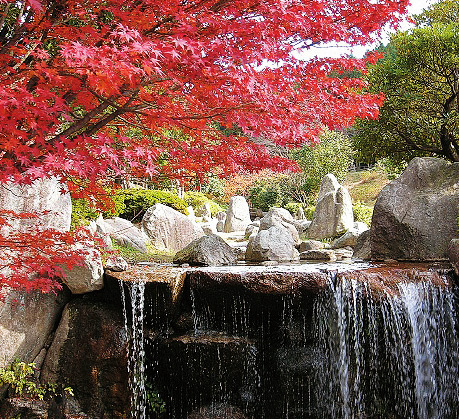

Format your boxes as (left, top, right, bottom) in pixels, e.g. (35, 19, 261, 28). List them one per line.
(344, 167, 391, 206)
(112, 243, 175, 264)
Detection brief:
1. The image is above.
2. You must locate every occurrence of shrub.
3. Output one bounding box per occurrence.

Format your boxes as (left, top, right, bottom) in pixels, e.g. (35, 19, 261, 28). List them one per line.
(0, 360, 73, 400)
(290, 128, 354, 195)
(71, 191, 125, 229)
(353, 203, 373, 226)
(118, 189, 188, 221)
(304, 206, 315, 220)
(201, 176, 226, 198)
(183, 191, 224, 217)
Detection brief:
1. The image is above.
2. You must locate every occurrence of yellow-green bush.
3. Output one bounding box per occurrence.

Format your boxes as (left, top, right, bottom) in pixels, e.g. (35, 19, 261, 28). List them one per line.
(118, 189, 188, 221)
(353, 203, 373, 226)
(184, 191, 224, 217)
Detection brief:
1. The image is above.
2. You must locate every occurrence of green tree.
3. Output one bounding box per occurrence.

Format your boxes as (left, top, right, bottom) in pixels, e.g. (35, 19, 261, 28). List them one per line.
(354, 0, 459, 163)
(290, 128, 354, 192)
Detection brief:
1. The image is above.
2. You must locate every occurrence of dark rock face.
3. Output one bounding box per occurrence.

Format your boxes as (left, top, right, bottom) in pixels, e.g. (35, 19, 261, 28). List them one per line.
(174, 234, 237, 266)
(371, 157, 459, 261)
(448, 239, 459, 276)
(188, 403, 248, 418)
(41, 299, 129, 418)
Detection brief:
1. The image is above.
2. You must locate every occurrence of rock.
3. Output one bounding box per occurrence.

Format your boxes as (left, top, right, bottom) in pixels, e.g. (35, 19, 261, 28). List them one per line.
(41, 299, 129, 418)
(296, 206, 306, 220)
(353, 221, 369, 235)
(371, 157, 459, 260)
(216, 211, 227, 222)
(224, 196, 251, 233)
(202, 221, 218, 235)
(62, 245, 104, 294)
(298, 240, 325, 252)
(353, 230, 371, 260)
(306, 174, 354, 240)
(105, 255, 129, 271)
(331, 230, 359, 249)
(187, 206, 196, 220)
(0, 287, 70, 368)
(196, 202, 212, 218)
(245, 226, 300, 262)
(259, 207, 300, 244)
(141, 203, 205, 252)
(294, 219, 311, 236)
(448, 239, 459, 276)
(0, 177, 71, 233)
(97, 216, 150, 253)
(174, 234, 237, 266)
(216, 220, 225, 232)
(334, 248, 353, 260)
(300, 249, 337, 262)
(188, 404, 248, 419)
(244, 223, 259, 239)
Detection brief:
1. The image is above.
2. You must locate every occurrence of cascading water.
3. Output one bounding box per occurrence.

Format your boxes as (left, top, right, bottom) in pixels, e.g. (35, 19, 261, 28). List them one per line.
(120, 278, 147, 418)
(314, 272, 459, 419)
(119, 264, 458, 418)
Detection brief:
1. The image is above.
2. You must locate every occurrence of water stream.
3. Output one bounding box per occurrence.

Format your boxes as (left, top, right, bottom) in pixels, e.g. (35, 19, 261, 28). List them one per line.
(122, 265, 458, 418)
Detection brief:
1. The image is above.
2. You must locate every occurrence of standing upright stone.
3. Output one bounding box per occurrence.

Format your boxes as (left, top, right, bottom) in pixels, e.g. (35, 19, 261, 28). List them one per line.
(141, 203, 204, 252)
(306, 174, 354, 240)
(224, 196, 251, 233)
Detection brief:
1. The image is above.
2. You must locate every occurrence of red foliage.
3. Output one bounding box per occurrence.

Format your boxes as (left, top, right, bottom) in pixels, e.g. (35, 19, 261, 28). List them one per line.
(0, 0, 409, 293)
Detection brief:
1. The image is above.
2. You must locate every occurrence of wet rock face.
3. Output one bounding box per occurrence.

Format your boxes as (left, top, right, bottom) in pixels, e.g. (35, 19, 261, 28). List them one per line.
(371, 157, 459, 261)
(188, 403, 248, 418)
(41, 299, 129, 418)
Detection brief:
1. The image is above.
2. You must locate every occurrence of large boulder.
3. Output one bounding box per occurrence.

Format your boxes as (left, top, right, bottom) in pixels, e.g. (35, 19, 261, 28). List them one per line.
(0, 288, 70, 368)
(259, 207, 300, 244)
(245, 226, 300, 262)
(97, 217, 150, 253)
(353, 230, 371, 260)
(306, 174, 354, 240)
(0, 177, 71, 233)
(41, 299, 129, 418)
(371, 157, 459, 261)
(224, 196, 251, 233)
(174, 234, 237, 266)
(62, 245, 104, 294)
(141, 203, 204, 252)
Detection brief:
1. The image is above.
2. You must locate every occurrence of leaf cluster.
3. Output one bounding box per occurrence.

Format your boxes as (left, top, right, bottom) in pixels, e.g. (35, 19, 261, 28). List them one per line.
(353, 0, 459, 163)
(0, 360, 73, 400)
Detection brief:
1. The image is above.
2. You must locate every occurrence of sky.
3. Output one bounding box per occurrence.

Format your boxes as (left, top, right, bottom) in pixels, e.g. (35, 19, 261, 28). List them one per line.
(294, 0, 439, 60)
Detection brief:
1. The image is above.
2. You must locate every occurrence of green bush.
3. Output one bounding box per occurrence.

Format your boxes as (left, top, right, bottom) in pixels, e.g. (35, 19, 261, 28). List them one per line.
(118, 189, 188, 221)
(304, 205, 315, 220)
(290, 128, 354, 195)
(71, 192, 125, 229)
(183, 191, 224, 217)
(353, 203, 373, 226)
(248, 183, 283, 211)
(284, 202, 304, 216)
(201, 176, 225, 198)
(0, 360, 73, 400)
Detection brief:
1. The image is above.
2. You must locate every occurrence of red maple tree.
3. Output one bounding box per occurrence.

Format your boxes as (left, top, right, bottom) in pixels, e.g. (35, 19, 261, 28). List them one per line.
(0, 0, 409, 295)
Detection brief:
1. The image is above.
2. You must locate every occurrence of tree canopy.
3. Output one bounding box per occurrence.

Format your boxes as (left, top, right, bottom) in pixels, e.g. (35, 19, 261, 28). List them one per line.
(0, 0, 409, 294)
(353, 0, 459, 164)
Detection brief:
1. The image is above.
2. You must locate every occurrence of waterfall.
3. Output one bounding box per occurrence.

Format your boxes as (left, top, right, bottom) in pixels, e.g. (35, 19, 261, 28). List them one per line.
(120, 278, 147, 419)
(314, 273, 458, 419)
